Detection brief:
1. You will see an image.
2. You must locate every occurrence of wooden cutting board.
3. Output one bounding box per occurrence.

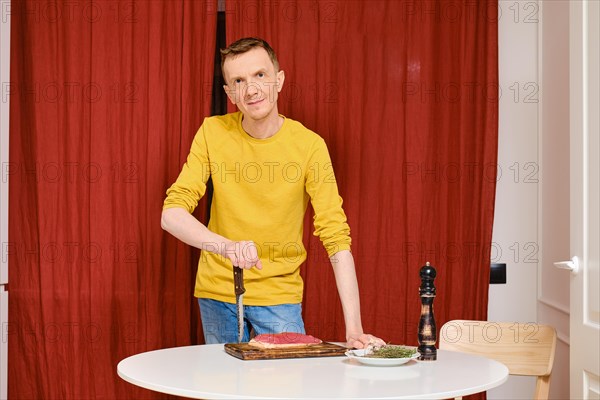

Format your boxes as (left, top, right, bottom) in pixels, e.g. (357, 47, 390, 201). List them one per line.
(224, 342, 348, 360)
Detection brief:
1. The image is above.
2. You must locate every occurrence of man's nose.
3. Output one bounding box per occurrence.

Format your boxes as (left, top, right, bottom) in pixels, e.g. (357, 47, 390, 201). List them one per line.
(244, 82, 259, 98)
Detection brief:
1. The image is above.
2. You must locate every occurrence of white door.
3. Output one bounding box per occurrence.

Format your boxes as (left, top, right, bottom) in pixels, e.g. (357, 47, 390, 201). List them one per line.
(569, 1, 600, 399)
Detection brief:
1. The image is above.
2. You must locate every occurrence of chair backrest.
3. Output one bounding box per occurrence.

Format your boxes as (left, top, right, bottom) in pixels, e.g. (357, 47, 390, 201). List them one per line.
(439, 320, 557, 400)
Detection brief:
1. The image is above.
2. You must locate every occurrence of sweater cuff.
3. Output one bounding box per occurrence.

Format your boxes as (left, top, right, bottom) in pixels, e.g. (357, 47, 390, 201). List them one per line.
(325, 243, 351, 258)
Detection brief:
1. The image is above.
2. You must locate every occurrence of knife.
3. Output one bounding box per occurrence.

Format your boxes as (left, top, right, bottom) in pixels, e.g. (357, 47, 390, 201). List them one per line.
(233, 266, 246, 343)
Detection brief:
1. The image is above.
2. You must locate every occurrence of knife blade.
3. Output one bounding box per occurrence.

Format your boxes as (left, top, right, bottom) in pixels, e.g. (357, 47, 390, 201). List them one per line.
(233, 266, 245, 343)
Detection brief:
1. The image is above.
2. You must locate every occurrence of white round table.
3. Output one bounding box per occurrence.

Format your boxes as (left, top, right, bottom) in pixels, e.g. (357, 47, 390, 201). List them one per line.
(117, 345, 508, 399)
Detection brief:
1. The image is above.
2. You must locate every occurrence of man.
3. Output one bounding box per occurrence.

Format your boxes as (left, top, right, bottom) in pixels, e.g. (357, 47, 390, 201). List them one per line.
(161, 37, 383, 349)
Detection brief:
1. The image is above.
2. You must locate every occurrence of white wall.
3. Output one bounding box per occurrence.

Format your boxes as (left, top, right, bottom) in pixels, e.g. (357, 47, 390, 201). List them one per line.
(488, 1, 540, 397)
(488, 1, 571, 399)
(489, 1, 540, 322)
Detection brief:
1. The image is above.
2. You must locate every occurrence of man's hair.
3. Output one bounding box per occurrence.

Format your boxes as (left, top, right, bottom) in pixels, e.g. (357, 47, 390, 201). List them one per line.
(220, 37, 280, 74)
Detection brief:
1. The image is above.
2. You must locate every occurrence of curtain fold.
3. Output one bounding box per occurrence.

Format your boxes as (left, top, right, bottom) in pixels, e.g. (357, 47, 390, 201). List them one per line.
(9, 1, 216, 398)
(226, 0, 498, 363)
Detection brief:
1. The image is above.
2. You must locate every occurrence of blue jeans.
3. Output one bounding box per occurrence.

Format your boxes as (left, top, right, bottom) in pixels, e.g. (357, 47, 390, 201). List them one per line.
(198, 298, 306, 344)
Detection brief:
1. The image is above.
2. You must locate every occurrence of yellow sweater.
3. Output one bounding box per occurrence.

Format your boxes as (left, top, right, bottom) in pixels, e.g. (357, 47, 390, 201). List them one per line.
(163, 112, 351, 305)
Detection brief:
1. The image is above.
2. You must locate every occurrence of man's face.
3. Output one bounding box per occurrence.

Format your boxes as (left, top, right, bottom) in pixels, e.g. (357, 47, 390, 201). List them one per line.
(223, 47, 285, 123)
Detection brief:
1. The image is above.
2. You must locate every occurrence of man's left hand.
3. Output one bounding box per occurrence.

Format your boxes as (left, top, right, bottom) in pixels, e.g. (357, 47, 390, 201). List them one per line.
(346, 333, 386, 349)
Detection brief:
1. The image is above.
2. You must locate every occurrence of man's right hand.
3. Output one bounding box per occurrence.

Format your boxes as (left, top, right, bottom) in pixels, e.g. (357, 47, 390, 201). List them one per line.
(222, 240, 263, 270)
(161, 208, 263, 270)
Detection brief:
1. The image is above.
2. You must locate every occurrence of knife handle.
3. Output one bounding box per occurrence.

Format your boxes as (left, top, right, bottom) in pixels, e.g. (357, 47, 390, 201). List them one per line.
(233, 266, 246, 295)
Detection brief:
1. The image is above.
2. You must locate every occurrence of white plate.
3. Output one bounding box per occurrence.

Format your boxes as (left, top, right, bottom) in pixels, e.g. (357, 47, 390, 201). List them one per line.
(345, 348, 420, 366)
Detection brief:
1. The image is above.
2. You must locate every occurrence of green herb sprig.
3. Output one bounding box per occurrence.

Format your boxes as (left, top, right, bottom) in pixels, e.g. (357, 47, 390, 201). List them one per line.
(364, 345, 417, 359)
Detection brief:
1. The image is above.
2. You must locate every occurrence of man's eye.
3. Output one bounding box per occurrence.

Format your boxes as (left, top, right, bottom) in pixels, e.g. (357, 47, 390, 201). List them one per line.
(257, 73, 265, 78)
(234, 79, 242, 84)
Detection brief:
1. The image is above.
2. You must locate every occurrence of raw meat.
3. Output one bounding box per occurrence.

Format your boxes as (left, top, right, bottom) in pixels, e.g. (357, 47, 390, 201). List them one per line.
(248, 332, 322, 349)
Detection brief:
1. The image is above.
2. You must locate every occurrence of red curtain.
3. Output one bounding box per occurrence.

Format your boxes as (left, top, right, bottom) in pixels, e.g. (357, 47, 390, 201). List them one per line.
(226, 0, 498, 351)
(8, 1, 216, 398)
(9, 0, 497, 398)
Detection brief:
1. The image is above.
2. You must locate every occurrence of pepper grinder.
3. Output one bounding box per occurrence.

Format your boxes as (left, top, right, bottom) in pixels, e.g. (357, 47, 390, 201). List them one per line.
(418, 262, 437, 361)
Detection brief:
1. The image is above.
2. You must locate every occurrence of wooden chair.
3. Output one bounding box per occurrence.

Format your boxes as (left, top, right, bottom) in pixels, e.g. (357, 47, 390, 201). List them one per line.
(439, 320, 557, 400)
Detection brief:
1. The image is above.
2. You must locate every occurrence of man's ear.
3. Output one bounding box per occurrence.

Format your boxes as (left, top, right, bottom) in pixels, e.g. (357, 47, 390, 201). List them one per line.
(223, 84, 238, 105)
(276, 70, 285, 93)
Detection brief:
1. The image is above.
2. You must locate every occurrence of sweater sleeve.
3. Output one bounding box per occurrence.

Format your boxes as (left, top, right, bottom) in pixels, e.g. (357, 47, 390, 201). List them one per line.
(163, 122, 211, 213)
(305, 138, 351, 257)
